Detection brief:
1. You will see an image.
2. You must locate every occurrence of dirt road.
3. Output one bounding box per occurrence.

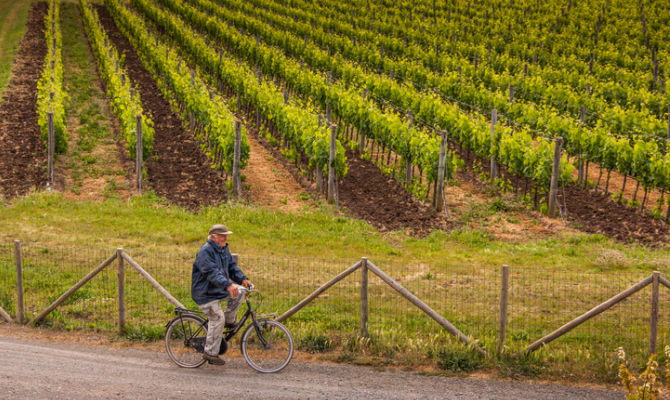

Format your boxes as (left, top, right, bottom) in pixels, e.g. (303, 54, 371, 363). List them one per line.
(0, 334, 623, 400)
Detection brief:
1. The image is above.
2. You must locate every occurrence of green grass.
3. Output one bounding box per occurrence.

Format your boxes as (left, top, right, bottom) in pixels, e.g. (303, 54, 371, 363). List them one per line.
(0, 0, 32, 100)
(60, 1, 128, 195)
(0, 191, 669, 383)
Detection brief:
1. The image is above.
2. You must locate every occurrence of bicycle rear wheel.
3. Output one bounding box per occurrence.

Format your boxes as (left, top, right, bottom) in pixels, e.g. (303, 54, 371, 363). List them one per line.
(165, 314, 208, 368)
(240, 320, 294, 373)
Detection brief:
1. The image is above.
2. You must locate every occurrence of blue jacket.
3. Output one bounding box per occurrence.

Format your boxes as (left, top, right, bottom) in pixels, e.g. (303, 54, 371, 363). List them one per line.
(191, 240, 247, 305)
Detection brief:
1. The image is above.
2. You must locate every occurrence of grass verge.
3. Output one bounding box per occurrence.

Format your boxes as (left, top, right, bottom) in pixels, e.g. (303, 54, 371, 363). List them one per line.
(0, 0, 32, 100)
(59, 1, 129, 197)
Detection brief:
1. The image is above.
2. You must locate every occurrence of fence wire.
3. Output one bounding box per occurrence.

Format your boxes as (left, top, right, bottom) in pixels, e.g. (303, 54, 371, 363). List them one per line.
(0, 243, 16, 315)
(0, 243, 667, 369)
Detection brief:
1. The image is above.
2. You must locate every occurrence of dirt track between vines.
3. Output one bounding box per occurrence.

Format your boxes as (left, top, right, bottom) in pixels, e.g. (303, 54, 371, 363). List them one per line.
(0, 2, 47, 198)
(97, 5, 227, 209)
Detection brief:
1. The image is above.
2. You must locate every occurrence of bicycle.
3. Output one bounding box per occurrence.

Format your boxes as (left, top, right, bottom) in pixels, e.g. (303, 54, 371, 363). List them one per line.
(164, 285, 294, 373)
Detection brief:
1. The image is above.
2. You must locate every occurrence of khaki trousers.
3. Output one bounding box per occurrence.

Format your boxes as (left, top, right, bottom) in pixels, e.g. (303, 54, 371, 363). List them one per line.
(198, 285, 244, 357)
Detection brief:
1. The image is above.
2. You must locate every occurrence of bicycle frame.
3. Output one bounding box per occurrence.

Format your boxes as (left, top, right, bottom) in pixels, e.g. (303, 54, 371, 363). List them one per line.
(172, 289, 268, 346)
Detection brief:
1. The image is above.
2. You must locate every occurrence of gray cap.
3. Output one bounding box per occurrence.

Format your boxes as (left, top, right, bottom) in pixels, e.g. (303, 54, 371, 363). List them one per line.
(209, 224, 233, 235)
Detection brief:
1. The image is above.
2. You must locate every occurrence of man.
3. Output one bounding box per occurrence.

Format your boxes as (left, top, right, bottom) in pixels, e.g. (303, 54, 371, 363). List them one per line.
(192, 224, 252, 365)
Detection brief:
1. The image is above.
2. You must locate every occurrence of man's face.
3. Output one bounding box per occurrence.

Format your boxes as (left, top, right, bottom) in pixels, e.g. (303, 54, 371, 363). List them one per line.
(212, 234, 228, 247)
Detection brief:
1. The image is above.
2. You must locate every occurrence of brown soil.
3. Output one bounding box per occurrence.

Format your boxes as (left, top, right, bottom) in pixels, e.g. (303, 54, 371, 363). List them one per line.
(337, 147, 449, 234)
(96, 5, 227, 209)
(243, 133, 308, 212)
(584, 161, 669, 218)
(0, 2, 48, 198)
(558, 182, 670, 244)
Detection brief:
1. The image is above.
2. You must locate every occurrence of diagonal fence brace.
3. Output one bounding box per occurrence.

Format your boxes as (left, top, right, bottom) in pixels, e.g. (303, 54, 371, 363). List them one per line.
(366, 260, 487, 357)
(120, 251, 185, 309)
(30, 252, 119, 326)
(524, 274, 653, 353)
(276, 260, 362, 323)
(0, 306, 12, 323)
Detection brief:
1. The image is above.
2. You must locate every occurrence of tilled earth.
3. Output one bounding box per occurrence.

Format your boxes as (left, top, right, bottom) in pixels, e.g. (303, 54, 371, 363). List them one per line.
(338, 148, 448, 234)
(0, 2, 667, 245)
(96, 5, 227, 209)
(0, 2, 48, 198)
(559, 183, 670, 244)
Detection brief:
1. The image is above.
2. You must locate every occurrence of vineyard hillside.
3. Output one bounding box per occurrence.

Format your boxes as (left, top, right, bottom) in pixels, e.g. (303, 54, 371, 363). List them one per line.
(0, 0, 670, 385)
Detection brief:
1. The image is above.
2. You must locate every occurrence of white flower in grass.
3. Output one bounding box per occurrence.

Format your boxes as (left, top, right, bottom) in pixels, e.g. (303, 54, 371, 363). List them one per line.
(616, 347, 626, 361)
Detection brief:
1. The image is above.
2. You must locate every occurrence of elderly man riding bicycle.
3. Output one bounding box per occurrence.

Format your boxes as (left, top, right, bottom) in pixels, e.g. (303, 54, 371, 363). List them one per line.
(191, 224, 252, 365)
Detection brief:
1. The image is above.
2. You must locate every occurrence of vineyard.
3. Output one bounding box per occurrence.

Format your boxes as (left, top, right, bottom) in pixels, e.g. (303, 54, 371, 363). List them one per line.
(0, 0, 668, 242)
(0, 0, 670, 237)
(1, 0, 670, 384)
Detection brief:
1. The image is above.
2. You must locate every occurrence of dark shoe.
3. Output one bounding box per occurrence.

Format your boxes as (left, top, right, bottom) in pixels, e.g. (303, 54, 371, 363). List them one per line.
(224, 323, 236, 330)
(203, 353, 226, 365)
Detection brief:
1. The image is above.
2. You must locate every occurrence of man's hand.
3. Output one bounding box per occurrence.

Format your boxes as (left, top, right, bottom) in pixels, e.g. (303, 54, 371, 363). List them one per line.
(241, 279, 252, 289)
(227, 284, 239, 298)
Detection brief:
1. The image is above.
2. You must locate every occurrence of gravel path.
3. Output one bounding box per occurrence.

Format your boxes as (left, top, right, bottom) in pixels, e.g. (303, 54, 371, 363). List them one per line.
(0, 334, 623, 399)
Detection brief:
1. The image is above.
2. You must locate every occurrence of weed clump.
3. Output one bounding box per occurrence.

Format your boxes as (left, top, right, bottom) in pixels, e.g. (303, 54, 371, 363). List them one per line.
(436, 347, 482, 372)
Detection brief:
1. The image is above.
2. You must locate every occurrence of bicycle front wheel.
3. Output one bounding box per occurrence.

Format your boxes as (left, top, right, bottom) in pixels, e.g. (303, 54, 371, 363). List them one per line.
(240, 320, 294, 373)
(165, 314, 208, 368)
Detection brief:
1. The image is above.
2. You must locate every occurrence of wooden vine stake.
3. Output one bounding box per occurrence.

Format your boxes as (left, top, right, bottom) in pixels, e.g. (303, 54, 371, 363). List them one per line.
(490, 109, 498, 181)
(548, 137, 563, 217)
(316, 115, 324, 194)
(233, 120, 242, 199)
(327, 125, 337, 205)
(47, 111, 54, 189)
(436, 130, 449, 215)
(406, 111, 414, 187)
(136, 114, 143, 194)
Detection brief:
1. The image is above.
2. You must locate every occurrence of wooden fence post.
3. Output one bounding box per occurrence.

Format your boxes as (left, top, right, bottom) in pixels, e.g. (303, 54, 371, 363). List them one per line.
(548, 137, 563, 217)
(48, 112, 54, 189)
(490, 109, 498, 181)
(327, 125, 337, 204)
(360, 257, 368, 338)
(650, 271, 660, 355)
(233, 120, 242, 199)
(436, 130, 448, 213)
(117, 248, 125, 335)
(14, 240, 24, 324)
(136, 114, 143, 194)
(497, 264, 509, 355)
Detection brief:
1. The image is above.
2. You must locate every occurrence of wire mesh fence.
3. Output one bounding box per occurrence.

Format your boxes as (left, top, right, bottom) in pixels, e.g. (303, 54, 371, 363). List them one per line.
(0, 242, 16, 316)
(0, 242, 667, 371)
